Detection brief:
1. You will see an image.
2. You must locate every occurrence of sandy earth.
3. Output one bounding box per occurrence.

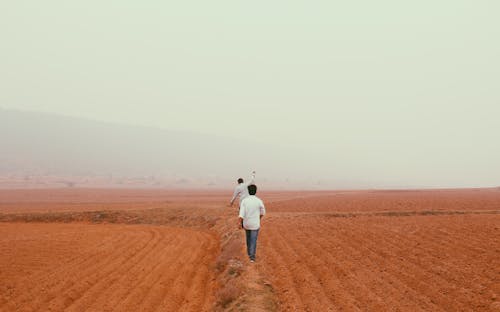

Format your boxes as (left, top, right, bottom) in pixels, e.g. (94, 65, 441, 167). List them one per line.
(0, 188, 316, 214)
(0, 188, 499, 311)
(0, 223, 218, 312)
(268, 188, 500, 213)
(260, 214, 499, 311)
(260, 189, 500, 311)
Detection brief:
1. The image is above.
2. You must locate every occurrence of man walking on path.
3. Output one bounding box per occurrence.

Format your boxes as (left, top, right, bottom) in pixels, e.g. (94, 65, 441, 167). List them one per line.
(238, 184, 265, 262)
(229, 171, 256, 207)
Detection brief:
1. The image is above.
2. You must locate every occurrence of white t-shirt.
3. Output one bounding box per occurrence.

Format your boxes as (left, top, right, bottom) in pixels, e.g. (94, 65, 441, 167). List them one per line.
(239, 195, 266, 230)
(230, 173, 255, 206)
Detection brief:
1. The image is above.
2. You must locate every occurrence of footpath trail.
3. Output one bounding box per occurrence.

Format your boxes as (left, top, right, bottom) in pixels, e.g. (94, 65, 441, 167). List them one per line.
(238, 261, 277, 312)
(214, 207, 278, 312)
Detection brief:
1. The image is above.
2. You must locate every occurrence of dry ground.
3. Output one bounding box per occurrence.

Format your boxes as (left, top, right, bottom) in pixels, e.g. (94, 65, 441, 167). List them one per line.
(262, 188, 500, 311)
(0, 223, 217, 312)
(1, 188, 499, 311)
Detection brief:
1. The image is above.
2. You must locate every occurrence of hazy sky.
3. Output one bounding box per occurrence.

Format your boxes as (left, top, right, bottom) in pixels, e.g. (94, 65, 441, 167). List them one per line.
(1, 1, 499, 187)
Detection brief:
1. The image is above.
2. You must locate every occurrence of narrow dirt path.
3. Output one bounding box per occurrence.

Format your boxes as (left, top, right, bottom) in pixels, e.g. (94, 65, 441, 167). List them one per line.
(214, 207, 278, 311)
(238, 261, 277, 312)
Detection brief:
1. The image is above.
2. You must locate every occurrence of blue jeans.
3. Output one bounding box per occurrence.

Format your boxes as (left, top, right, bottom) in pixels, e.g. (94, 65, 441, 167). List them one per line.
(245, 229, 260, 260)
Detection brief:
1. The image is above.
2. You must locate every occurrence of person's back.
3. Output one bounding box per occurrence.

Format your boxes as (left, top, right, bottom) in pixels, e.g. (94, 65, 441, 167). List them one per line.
(229, 171, 255, 207)
(239, 195, 265, 230)
(238, 184, 265, 262)
(234, 183, 250, 202)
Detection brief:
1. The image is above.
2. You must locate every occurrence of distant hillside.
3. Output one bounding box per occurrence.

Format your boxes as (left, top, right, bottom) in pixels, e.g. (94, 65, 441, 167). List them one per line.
(0, 109, 296, 183)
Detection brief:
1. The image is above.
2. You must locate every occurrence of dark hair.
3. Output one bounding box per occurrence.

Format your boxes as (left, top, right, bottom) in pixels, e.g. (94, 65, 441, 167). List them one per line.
(237, 178, 244, 184)
(247, 184, 257, 195)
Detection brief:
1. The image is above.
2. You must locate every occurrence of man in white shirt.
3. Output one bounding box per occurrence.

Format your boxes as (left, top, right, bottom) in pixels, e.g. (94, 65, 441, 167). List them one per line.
(229, 171, 256, 208)
(238, 184, 265, 262)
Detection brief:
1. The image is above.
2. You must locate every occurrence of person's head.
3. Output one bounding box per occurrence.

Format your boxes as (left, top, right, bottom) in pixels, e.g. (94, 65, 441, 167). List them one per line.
(247, 184, 257, 195)
(237, 178, 244, 184)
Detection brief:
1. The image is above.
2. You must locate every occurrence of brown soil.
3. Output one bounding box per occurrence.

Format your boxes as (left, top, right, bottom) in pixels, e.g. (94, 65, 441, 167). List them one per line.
(1, 188, 499, 311)
(0, 223, 218, 311)
(261, 214, 500, 311)
(261, 189, 500, 311)
(268, 188, 500, 213)
(0, 188, 316, 214)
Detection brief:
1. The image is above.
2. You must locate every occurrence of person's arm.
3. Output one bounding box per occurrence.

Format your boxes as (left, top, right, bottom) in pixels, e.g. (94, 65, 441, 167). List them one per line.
(247, 171, 256, 185)
(238, 204, 245, 229)
(229, 187, 239, 206)
(260, 201, 266, 219)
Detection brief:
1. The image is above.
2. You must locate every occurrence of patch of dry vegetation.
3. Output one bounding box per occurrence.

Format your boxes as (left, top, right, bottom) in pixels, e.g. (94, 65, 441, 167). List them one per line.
(212, 210, 247, 310)
(216, 273, 243, 309)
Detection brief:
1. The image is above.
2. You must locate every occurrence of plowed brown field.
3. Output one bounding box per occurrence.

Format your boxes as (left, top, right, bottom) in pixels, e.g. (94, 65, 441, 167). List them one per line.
(260, 189, 500, 311)
(1, 188, 499, 311)
(261, 214, 500, 311)
(0, 223, 217, 311)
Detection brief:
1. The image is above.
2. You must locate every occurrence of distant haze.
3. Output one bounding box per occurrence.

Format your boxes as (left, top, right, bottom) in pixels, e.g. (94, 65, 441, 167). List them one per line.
(1, 1, 499, 188)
